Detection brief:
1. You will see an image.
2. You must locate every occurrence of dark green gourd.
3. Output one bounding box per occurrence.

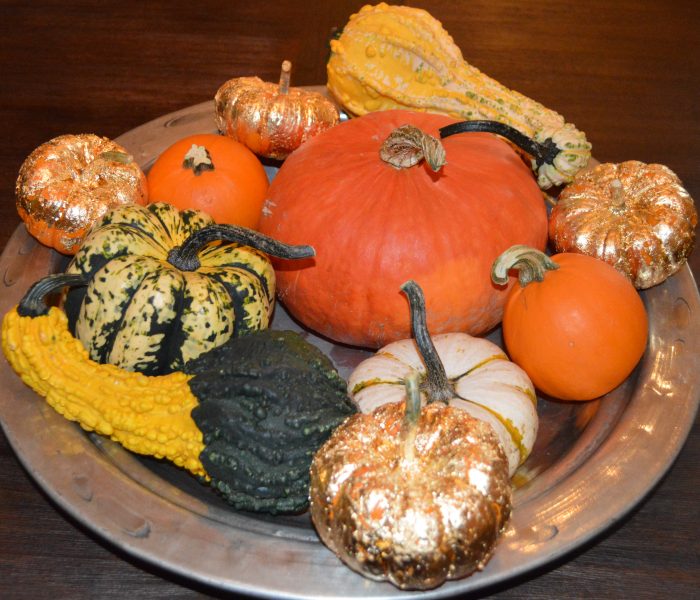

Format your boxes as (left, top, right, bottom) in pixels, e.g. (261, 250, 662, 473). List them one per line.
(185, 329, 356, 513)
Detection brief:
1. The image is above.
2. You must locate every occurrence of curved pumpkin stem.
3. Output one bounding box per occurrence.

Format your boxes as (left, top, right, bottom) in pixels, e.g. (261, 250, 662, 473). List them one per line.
(491, 244, 559, 288)
(17, 273, 87, 318)
(400, 280, 454, 405)
(439, 120, 560, 174)
(167, 224, 315, 271)
(380, 125, 447, 172)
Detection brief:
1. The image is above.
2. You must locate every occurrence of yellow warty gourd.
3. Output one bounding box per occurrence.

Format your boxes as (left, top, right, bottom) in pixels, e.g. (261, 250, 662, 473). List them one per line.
(2, 305, 206, 476)
(327, 3, 591, 189)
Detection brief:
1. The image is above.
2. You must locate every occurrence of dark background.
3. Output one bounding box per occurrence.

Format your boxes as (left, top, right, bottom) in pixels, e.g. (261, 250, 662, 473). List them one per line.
(0, 1, 698, 598)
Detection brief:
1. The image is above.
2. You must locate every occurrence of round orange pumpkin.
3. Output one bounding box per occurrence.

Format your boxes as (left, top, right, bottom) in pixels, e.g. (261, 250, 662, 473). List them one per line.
(147, 133, 269, 229)
(259, 110, 548, 348)
(493, 246, 648, 401)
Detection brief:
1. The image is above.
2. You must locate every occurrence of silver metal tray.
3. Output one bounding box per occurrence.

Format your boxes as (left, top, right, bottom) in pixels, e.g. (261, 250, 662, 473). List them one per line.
(1, 101, 698, 599)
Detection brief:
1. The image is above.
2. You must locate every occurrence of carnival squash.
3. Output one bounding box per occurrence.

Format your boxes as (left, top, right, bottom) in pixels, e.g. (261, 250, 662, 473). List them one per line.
(259, 109, 547, 348)
(327, 3, 591, 189)
(2, 273, 354, 513)
(147, 133, 269, 229)
(492, 246, 648, 400)
(63, 202, 314, 375)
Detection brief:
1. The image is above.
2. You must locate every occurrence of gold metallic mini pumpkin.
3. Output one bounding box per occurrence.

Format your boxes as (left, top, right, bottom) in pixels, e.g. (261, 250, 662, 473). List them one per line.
(15, 134, 148, 255)
(549, 161, 697, 289)
(309, 373, 511, 590)
(214, 60, 340, 160)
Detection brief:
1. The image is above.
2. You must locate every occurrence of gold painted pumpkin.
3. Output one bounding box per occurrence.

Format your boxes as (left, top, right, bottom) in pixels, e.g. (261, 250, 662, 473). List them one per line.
(15, 133, 148, 254)
(215, 60, 340, 160)
(549, 161, 697, 289)
(310, 372, 511, 590)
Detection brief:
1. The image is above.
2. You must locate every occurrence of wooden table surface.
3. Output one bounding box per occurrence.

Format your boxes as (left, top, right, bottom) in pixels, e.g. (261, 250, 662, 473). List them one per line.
(0, 1, 698, 598)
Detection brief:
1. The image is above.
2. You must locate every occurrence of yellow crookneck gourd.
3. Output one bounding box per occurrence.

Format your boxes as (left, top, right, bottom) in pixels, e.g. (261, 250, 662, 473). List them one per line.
(327, 3, 591, 188)
(2, 274, 206, 476)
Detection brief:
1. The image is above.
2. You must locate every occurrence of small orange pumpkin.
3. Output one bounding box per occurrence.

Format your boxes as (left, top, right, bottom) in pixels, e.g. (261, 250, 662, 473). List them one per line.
(15, 133, 148, 254)
(215, 60, 340, 160)
(146, 133, 269, 229)
(492, 245, 648, 401)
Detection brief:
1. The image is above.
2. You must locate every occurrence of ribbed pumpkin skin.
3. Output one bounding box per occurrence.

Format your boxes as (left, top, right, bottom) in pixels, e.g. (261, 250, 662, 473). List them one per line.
(64, 202, 275, 375)
(259, 110, 547, 348)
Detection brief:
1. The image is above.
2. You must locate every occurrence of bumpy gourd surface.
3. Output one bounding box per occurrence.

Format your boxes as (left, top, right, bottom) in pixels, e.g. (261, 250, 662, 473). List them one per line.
(64, 202, 275, 374)
(327, 3, 591, 188)
(1, 306, 206, 476)
(186, 329, 356, 514)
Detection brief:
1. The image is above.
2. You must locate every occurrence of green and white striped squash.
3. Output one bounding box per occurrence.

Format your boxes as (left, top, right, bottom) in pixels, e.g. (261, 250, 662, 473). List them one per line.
(63, 202, 313, 375)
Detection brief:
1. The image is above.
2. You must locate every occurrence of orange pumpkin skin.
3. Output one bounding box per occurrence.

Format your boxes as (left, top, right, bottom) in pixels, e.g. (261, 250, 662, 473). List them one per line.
(259, 110, 547, 348)
(147, 133, 269, 229)
(502, 253, 648, 401)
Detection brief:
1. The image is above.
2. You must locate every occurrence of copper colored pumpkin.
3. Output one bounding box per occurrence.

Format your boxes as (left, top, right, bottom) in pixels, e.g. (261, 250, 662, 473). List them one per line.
(310, 374, 511, 590)
(15, 133, 148, 254)
(549, 160, 697, 289)
(215, 60, 340, 160)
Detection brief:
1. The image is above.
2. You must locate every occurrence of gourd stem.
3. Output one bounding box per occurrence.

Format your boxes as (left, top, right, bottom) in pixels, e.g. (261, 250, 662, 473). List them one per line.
(400, 280, 454, 404)
(610, 179, 626, 209)
(17, 273, 87, 317)
(279, 60, 292, 95)
(380, 125, 447, 172)
(167, 224, 315, 272)
(98, 150, 133, 164)
(491, 245, 559, 287)
(183, 144, 215, 176)
(401, 372, 422, 461)
(439, 120, 560, 170)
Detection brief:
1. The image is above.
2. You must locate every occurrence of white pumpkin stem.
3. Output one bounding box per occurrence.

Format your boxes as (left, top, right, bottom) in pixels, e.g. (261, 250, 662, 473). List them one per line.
(491, 244, 559, 287)
(279, 60, 292, 95)
(610, 178, 626, 209)
(400, 280, 454, 404)
(401, 372, 422, 461)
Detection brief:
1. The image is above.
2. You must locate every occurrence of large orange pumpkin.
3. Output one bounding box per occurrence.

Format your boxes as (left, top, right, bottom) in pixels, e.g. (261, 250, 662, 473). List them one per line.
(492, 246, 648, 401)
(259, 110, 548, 348)
(147, 133, 269, 229)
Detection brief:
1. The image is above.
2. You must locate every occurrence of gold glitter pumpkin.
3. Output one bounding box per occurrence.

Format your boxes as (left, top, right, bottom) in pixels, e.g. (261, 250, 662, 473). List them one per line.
(309, 373, 511, 590)
(549, 161, 697, 289)
(215, 60, 340, 160)
(15, 133, 148, 255)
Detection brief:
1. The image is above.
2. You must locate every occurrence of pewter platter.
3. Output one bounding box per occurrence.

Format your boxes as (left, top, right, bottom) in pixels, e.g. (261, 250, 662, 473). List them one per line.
(0, 100, 698, 599)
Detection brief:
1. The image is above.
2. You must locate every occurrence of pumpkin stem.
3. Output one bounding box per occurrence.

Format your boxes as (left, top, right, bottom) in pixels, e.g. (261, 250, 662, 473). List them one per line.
(491, 245, 559, 287)
(183, 144, 215, 175)
(610, 179, 626, 209)
(278, 60, 292, 95)
(167, 224, 315, 272)
(17, 273, 87, 317)
(380, 125, 447, 172)
(400, 280, 454, 404)
(439, 119, 560, 175)
(401, 371, 422, 461)
(98, 150, 133, 164)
